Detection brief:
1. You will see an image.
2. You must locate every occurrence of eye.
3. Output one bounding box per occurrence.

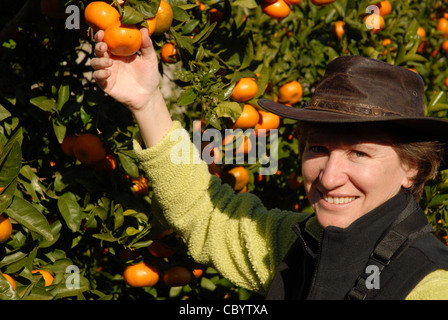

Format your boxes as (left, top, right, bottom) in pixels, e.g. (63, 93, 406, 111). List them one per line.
(352, 150, 367, 158)
(308, 145, 328, 154)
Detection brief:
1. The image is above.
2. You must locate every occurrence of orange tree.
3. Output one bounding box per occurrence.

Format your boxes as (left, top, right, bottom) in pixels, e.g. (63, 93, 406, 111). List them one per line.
(0, 0, 447, 300)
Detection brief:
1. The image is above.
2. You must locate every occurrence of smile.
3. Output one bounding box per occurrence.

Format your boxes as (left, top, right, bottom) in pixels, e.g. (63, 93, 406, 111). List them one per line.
(322, 194, 357, 204)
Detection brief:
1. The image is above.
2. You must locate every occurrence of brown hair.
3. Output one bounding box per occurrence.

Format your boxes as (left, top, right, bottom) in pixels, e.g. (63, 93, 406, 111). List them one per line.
(296, 122, 445, 200)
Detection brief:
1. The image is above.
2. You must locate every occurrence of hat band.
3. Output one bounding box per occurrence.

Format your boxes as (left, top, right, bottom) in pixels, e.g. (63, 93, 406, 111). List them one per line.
(303, 99, 404, 118)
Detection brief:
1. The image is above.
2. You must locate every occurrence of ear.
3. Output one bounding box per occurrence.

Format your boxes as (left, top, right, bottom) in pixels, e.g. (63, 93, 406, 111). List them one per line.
(401, 164, 418, 189)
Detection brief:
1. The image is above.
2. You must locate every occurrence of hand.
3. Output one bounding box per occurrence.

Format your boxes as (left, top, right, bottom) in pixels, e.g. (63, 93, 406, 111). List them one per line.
(90, 27, 161, 112)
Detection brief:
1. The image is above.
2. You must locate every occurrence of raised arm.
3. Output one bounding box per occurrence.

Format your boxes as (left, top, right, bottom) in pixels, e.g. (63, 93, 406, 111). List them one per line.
(90, 28, 172, 148)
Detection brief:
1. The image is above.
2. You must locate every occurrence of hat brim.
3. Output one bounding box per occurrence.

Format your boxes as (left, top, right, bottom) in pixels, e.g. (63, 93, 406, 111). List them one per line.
(258, 98, 448, 137)
(258, 98, 448, 168)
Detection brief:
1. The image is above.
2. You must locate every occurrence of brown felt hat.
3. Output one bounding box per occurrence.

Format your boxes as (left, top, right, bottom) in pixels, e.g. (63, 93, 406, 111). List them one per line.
(258, 55, 448, 166)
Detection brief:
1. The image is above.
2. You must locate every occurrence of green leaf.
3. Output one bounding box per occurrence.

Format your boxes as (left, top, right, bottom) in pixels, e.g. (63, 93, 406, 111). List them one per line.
(57, 194, 82, 233)
(121, 5, 145, 24)
(215, 102, 242, 121)
(172, 6, 190, 22)
(427, 194, 448, 208)
(52, 118, 67, 144)
(233, 0, 258, 9)
(57, 84, 70, 110)
(117, 152, 139, 178)
(178, 88, 197, 106)
(0, 274, 19, 300)
(6, 197, 53, 241)
(0, 139, 22, 190)
(29, 96, 58, 113)
(0, 105, 11, 122)
(172, 30, 194, 55)
(0, 195, 12, 214)
(239, 36, 254, 71)
(92, 232, 118, 242)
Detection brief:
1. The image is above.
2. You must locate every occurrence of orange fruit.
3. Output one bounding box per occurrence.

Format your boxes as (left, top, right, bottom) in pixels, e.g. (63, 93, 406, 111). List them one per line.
(284, 0, 302, 4)
(93, 154, 117, 173)
(104, 21, 142, 57)
(32, 270, 54, 287)
(364, 14, 384, 34)
(417, 26, 426, 40)
(131, 176, 149, 195)
(192, 269, 204, 279)
(310, 0, 336, 5)
(208, 162, 222, 177)
(123, 262, 160, 287)
(255, 111, 280, 137)
(262, 0, 291, 20)
(84, 1, 120, 32)
(278, 80, 303, 105)
(381, 38, 396, 56)
(161, 42, 179, 63)
(224, 134, 253, 155)
(378, 1, 392, 16)
(147, 241, 176, 258)
(1, 273, 16, 290)
(230, 78, 259, 102)
(0, 215, 12, 244)
(333, 21, 346, 41)
(442, 40, 448, 52)
(438, 18, 448, 38)
(40, 0, 66, 19)
(146, 17, 157, 37)
(226, 166, 250, 191)
(61, 134, 78, 157)
(154, 0, 173, 35)
(163, 266, 192, 287)
(201, 142, 221, 164)
(231, 104, 260, 129)
(72, 133, 106, 166)
(209, 8, 224, 24)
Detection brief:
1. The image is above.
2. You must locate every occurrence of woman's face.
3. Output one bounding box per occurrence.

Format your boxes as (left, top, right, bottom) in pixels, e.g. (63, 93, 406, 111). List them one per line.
(301, 126, 416, 229)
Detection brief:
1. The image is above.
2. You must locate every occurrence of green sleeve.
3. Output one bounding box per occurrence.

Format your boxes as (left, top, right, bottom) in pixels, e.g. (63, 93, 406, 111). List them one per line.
(133, 120, 311, 294)
(405, 269, 448, 300)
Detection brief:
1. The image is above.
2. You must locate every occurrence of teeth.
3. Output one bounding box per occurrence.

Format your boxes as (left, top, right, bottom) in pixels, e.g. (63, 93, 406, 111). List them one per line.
(323, 195, 356, 204)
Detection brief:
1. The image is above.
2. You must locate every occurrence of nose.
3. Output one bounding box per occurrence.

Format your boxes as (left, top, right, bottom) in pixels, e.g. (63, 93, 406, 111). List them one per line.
(319, 151, 349, 191)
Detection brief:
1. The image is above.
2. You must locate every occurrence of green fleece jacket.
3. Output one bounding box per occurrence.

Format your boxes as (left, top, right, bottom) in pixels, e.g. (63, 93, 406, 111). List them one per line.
(133, 120, 448, 300)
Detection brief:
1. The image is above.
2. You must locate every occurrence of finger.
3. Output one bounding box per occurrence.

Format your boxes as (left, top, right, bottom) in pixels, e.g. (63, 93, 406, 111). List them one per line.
(93, 69, 111, 86)
(94, 30, 105, 42)
(139, 28, 156, 59)
(90, 57, 113, 70)
(94, 42, 109, 58)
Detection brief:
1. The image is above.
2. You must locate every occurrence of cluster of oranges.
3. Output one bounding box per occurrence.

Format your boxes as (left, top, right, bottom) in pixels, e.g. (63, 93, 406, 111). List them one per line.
(84, 0, 173, 57)
(123, 261, 203, 288)
(61, 133, 117, 173)
(122, 230, 203, 288)
(200, 74, 303, 193)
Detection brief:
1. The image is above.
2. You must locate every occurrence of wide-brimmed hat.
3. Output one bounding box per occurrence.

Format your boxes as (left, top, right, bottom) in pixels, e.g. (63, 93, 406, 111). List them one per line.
(258, 55, 448, 166)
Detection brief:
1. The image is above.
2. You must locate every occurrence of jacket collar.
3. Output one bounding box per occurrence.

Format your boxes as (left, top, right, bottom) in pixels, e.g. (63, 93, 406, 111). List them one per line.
(296, 189, 413, 299)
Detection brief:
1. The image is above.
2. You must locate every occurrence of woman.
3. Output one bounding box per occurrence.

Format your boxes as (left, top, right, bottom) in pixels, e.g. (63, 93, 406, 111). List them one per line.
(90, 28, 448, 299)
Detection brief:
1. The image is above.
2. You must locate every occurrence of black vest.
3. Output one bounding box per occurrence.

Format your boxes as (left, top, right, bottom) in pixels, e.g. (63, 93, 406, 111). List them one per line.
(266, 190, 448, 300)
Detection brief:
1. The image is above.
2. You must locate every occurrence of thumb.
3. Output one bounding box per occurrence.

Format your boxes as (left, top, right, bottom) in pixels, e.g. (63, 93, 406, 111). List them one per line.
(140, 28, 155, 58)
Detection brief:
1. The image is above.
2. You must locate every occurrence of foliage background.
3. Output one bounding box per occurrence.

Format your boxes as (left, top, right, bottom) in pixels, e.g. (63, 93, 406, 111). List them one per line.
(0, 0, 447, 300)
